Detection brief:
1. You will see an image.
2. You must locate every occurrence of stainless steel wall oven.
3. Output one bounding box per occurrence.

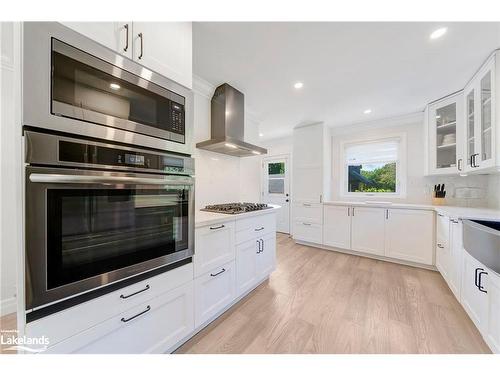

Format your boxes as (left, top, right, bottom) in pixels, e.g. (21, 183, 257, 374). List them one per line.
(25, 131, 195, 311)
(23, 22, 193, 155)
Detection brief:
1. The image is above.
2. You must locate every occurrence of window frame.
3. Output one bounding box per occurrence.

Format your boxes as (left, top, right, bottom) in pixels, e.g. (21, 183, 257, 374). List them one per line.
(339, 134, 407, 198)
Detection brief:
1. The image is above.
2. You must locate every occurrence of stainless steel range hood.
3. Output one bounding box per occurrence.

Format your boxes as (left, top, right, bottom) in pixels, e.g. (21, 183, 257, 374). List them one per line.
(196, 83, 267, 157)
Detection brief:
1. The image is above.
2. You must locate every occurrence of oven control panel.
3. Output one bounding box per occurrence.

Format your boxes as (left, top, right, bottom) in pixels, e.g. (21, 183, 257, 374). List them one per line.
(58, 140, 194, 175)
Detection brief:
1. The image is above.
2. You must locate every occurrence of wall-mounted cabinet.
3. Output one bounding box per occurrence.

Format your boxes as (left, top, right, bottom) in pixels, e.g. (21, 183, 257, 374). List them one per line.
(61, 22, 193, 89)
(426, 51, 498, 175)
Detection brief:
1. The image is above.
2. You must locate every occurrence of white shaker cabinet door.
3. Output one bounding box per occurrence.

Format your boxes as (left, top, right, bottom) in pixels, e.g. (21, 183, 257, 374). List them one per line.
(132, 22, 192, 89)
(323, 205, 351, 249)
(461, 250, 489, 332)
(350, 207, 385, 256)
(258, 233, 276, 279)
(236, 238, 259, 297)
(61, 22, 132, 59)
(385, 209, 434, 265)
(485, 270, 500, 353)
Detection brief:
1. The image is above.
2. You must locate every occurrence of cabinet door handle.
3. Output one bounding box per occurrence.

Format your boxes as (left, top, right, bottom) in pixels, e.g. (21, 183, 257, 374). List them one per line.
(121, 305, 151, 323)
(386, 209, 389, 220)
(138, 32, 144, 59)
(478, 270, 488, 293)
(261, 239, 264, 253)
(210, 224, 225, 230)
(120, 284, 150, 299)
(457, 158, 463, 171)
(352, 207, 355, 216)
(210, 268, 226, 277)
(255, 227, 265, 231)
(123, 23, 129, 52)
(347, 207, 350, 216)
(256, 240, 261, 254)
(437, 243, 444, 249)
(475, 267, 482, 288)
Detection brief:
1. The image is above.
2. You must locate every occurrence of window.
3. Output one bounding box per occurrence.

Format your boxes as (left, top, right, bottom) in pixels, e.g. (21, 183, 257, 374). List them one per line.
(268, 162, 285, 194)
(342, 137, 405, 196)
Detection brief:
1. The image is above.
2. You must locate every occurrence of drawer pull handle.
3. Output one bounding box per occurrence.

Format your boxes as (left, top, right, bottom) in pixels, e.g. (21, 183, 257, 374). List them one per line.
(255, 227, 265, 231)
(303, 203, 312, 207)
(120, 284, 150, 299)
(121, 305, 151, 323)
(303, 222, 312, 226)
(437, 244, 444, 249)
(210, 224, 225, 230)
(210, 268, 226, 277)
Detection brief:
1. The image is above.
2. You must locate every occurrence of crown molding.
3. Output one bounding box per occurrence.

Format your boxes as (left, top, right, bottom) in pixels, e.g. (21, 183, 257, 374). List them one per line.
(331, 111, 424, 135)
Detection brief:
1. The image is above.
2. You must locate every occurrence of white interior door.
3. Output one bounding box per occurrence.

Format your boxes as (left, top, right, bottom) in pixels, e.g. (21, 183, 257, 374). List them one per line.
(262, 156, 290, 234)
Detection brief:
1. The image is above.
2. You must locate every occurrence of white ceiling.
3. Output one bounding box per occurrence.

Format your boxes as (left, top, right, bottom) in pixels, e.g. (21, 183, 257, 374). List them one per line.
(193, 22, 500, 140)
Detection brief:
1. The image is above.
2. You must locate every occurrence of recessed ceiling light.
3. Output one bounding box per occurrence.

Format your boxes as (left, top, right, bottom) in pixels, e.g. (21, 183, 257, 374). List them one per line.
(109, 83, 121, 90)
(259, 133, 264, 137)
(225, 143, 238, 149)
(363, 109, 372, 114)
(430, 27, 447, 40)
(252, 150, 261, 155)
(294, 82, 303, 89)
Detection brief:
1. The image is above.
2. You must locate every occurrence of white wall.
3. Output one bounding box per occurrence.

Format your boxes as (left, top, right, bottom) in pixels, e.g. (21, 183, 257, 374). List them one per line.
(1, 22, 22, 317)
(262, 113, 500, 208)
(192, 76, 262, 210)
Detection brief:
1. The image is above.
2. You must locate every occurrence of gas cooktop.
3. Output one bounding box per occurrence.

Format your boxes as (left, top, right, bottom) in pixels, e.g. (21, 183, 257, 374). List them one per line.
(201, 202, 271, 215)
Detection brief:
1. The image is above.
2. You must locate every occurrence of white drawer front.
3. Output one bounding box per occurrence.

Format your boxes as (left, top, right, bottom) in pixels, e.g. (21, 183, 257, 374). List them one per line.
(235, 213, 276, 245)
(26, 263, 193, 347)
(45, 281, 194, 354)
(194, 221, 235, 277)
(293, 202, 323, 224)
(194, 260, 236, 328)
(293, 221, 322, 244)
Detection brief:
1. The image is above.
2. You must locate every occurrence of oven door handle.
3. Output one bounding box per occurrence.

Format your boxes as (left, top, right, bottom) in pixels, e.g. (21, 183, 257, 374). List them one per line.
(29, 173, 194, 186)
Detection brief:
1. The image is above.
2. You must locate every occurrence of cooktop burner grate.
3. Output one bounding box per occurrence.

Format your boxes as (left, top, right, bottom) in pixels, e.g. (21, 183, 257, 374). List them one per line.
(201, 202, 271, 214)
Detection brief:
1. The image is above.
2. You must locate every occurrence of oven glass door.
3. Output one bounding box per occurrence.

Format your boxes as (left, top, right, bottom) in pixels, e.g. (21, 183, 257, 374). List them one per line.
(26, 168, 194, 310)
(46, 188, 188, 289)
(51, 38, 185, 142)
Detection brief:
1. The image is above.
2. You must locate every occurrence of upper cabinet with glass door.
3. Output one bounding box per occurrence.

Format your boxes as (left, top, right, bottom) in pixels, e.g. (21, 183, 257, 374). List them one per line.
(464, 54, 496, 172)
(427, 92, 464, 175)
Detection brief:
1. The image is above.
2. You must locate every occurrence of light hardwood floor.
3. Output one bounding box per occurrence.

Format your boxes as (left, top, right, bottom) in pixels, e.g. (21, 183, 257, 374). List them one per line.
(176, 233, 491, 354)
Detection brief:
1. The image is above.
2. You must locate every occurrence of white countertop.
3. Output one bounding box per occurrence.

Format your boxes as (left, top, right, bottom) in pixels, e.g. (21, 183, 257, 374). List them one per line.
(324, 201, 500, 221)
(195, 204, 281, 228)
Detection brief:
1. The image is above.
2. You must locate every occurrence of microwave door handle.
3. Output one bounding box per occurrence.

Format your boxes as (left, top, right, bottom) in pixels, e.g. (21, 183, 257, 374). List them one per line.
(29, 173, 194, 186)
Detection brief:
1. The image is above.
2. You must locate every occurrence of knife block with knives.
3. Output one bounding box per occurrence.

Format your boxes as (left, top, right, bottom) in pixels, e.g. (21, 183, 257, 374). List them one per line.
(432, 184, 446, 205)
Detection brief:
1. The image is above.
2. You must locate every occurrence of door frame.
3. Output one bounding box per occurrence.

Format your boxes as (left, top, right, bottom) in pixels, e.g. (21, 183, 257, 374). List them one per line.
(261, 153, 292, 235)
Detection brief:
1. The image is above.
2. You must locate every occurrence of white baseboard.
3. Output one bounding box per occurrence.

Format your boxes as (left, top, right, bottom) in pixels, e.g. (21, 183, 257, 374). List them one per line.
(1, 296, 17, 316)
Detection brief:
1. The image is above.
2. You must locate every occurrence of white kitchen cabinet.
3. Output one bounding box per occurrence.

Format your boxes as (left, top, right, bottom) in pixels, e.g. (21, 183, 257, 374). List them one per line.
(235, 232, 276, 297)
(448, 218, 463, 299)
(236, 238, 260, 297)
(292, 122, 331, 204)
(293, 202, 323, 224)
(464, 56, 496, 172)
(46, 281, 194, 354)
(435, 213, 451, 281)
(61, 22, 132, 59)
(293, 221, 323, 244)
(485, 270, 500, 353)
(461, 249, 489, 332)
(350, 207, 385, 256)
(258, 233, 277, 279)
(132, 22, 192, 89)
(384, 209, 434, 265)
(427, 92, 465, 175)
(194, 221, 235, 277)
(61, 22, 193, 89)
(194, 260, 236, 328)
(323, 205, 351, 249)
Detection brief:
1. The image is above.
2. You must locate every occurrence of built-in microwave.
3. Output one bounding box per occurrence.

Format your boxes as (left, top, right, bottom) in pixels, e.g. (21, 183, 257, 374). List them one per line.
(22, 22, 193, 155)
